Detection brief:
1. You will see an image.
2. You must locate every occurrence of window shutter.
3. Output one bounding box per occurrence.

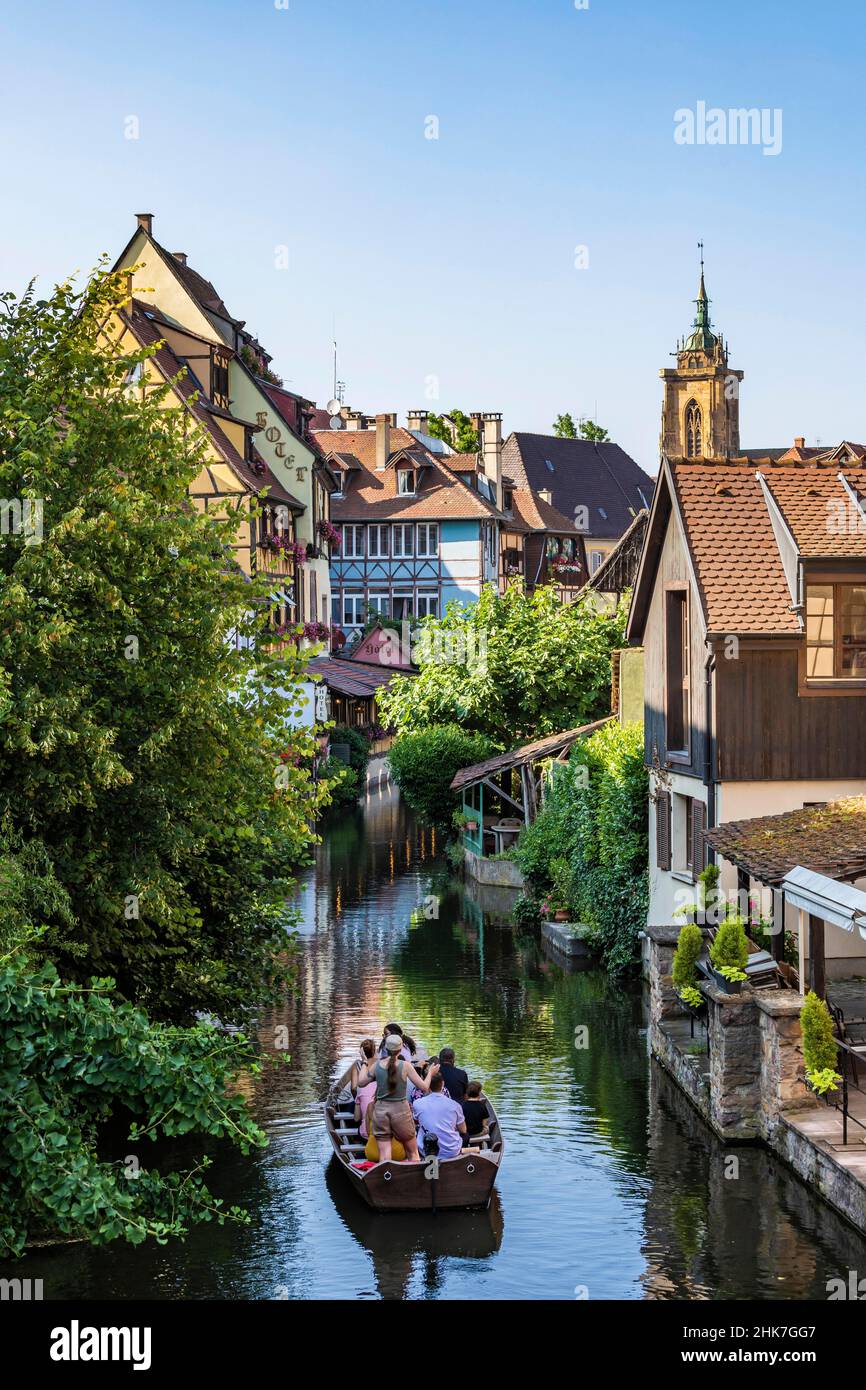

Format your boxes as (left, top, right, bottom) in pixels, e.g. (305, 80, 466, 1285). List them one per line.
(691, 799, 706, 881)
(656, 791, 671, 871)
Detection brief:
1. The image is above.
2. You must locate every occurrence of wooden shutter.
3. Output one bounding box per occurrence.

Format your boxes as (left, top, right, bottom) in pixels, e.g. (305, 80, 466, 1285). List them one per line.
(656, 791, 671, 870)
(691, 798, 706, 881)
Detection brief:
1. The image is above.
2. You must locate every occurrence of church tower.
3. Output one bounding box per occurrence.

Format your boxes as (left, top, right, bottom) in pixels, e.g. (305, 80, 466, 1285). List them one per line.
(660, 250, 743, 460)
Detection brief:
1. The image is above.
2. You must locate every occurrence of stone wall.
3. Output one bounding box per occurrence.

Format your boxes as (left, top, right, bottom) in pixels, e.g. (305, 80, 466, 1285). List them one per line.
(644, 925, 866, 1234)
(645, 924, 815, 1144)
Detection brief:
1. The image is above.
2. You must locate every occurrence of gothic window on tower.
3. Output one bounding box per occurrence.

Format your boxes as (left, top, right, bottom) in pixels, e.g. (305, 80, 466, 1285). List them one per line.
(685, 401, 702, 458)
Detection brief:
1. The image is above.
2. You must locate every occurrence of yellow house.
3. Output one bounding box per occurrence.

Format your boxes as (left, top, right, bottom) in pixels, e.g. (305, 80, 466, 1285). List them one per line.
(108, 295, 304, 616)
(112, 213, 338, 635)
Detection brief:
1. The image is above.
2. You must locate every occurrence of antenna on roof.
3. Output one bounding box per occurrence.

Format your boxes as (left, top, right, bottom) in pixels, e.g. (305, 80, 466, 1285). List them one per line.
(698, 239, 704, 273)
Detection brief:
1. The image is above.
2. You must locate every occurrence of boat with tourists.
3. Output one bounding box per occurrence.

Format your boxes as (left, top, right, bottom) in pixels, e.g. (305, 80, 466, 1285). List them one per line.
(325, 1038, 504, 1212)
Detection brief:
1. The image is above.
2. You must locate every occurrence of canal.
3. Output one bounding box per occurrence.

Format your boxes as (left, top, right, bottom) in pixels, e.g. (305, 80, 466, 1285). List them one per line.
(11, 783, 866, 1300)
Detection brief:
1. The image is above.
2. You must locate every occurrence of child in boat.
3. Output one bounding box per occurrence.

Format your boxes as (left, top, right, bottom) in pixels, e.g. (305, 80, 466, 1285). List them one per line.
(461, 1081, 489, 1143)
(378, 1023, 414, 1061)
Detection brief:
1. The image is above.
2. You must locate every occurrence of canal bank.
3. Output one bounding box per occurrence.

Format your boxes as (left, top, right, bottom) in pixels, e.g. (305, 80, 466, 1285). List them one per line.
(4, 788, 866, 1300)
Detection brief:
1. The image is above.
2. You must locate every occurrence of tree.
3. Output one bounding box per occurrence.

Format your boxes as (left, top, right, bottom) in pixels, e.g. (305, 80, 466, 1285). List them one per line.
(578, 418, 609, 442)
(0, 923, 268, 1258)
(377, 583, 628, 743)
(553, 413, 577, 439)
(427, 409, 479, 453)
(387, 725, 496, 824)
(0, 269, 327, 1023)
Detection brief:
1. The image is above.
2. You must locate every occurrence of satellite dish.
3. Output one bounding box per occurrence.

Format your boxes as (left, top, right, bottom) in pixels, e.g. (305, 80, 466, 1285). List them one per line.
(329, 415, 344, 430)
(326, 398, 341, 415)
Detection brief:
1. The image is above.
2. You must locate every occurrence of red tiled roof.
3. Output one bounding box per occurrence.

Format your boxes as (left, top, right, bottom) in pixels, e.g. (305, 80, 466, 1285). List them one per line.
(763, 469, 866, 557)
(670, 463, 800, 634)
(306, 656, 406, 698)
(314, 427, 504, 521)
(507, 488, 577, 534)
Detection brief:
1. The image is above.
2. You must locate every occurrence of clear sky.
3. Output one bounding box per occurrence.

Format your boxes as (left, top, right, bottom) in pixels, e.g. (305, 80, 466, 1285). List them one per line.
(2, 0, 864, 471)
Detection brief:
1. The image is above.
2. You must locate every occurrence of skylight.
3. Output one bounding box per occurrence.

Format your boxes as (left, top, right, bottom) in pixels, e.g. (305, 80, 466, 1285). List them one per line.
(545, 459, 555, 472)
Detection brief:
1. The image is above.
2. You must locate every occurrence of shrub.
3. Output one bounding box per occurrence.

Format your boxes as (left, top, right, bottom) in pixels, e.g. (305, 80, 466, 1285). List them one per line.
(709, 917, 749, 973)
(330, 724, 370, 776)
(0, 944, 266, 1257)
(673, 922, 703, 992)
(513, 720, 648, 973)
(801, 991, 839, 1077)
(320, 759, 362, 810)
(387, 725, 497, 825)
(512, 893, 542, 929)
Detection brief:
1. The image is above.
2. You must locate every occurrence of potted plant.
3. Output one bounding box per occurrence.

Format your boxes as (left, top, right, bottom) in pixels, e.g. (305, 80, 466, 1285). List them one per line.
(801, 990, 842, 1096)
(452, 808, 478, 835)
(542, 857, 573, 923)
(672, 921, 705, 1015)
(708, 915, 749, 993)
(318, 519, 341, 549)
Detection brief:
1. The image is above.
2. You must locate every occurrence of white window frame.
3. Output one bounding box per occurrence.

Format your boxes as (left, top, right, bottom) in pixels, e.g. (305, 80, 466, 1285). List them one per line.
(342, 590, 365, 627)
(392, 524, 414, 558)
(590, 549, 604, 574)
(367, 590, 390, 616)
(368, 524, 390, 558)
(416, 590, 439, 620)
(342, 524, 364, 559)
(397, 469, 416, 495)
(392, 590, 414, 621)
(416, 522, 439, 558)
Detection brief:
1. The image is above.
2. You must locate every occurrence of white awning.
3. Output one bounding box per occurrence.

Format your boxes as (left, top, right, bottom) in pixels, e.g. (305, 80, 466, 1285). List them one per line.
(781, 866, 866, 939)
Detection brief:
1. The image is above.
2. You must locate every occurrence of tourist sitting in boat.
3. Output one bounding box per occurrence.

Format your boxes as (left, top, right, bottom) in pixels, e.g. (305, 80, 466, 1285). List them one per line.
(354, 1045, 378, 1140)
(412, 1074, 468, 1160)
(335, 1038, 377, 1113)
(437, 1047, 469, 1103)
(357, 1034, 439, 1162)
(461, 1081, 489, 1143)
(378, 1023, 414, 1061)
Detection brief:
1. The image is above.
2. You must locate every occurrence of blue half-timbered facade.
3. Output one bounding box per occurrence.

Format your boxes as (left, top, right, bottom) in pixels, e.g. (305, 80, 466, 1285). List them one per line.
(314, 419, 502, 635)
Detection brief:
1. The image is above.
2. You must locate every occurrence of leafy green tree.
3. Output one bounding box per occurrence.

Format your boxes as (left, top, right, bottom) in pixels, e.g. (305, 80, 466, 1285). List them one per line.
(515, 721, 648, 973)
(578, 418, 610, 442)
(427, 409, 479, 453)
(0, 269, 326, 1022)
(378, 583, 628, 743)
(800, 991, 839, 1076)
(387, 725, 496, 824)
(553, 413, 577, 439)
(0, 926, 267, 1258)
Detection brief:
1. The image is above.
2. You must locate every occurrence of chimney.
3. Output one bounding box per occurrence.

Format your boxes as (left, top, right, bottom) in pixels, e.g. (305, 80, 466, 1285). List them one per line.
(173, 251, 188, 265)
(375, 413, 391, 470)
(407, 409, 429, 435)
(482, 412, 503, 503)
(135, 212, 153, 236)
(794, 436, 805, 449)
(538, 488, 552, 505)
(470, 411, 483, 441)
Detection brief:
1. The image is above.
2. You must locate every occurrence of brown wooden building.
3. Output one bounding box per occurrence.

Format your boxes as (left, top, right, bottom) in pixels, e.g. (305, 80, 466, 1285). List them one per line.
(627, 453, 866, 975)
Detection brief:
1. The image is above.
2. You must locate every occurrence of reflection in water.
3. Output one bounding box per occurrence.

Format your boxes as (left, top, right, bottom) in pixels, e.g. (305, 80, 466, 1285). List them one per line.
(6, 780, 866, 1300)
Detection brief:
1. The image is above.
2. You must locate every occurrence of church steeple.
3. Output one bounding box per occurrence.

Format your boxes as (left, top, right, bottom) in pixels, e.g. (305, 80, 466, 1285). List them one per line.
(659, 246, 743, 461)
(682, 244, 721, 357)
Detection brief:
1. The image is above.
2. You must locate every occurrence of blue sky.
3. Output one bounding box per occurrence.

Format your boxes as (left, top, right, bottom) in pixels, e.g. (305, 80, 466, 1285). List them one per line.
(2, 0, 864, 470)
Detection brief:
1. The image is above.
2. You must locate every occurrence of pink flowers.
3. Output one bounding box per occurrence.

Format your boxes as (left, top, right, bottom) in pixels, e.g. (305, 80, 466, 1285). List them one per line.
(261, 535, 307, 565)
(318, 519, 341, 548)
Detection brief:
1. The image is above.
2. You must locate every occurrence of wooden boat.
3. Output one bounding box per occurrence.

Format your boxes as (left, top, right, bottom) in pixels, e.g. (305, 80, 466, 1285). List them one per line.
(325, 1069, 504, 1212)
